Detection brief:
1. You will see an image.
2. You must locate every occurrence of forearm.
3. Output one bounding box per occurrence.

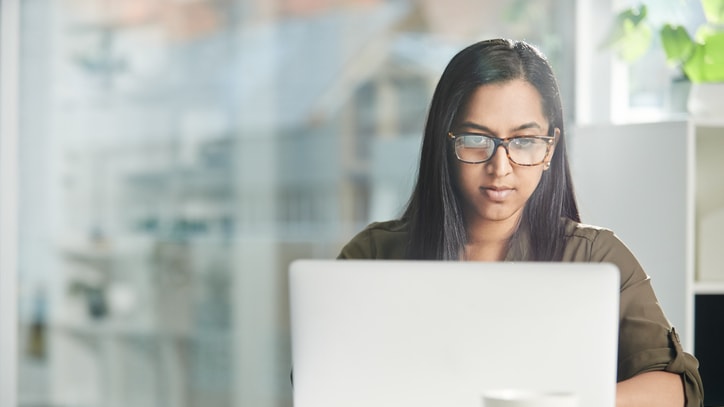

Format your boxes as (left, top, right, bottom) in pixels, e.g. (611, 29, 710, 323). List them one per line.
(616, 371, 684, 407)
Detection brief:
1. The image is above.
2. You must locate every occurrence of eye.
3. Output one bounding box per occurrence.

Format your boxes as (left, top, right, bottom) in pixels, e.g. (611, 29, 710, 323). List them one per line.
(462, 135, 493, 148)
(510, 137, 539, 149)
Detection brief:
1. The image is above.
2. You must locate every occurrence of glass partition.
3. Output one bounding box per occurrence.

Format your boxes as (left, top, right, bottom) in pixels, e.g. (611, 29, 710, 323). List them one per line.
(16, 1, 575, 406)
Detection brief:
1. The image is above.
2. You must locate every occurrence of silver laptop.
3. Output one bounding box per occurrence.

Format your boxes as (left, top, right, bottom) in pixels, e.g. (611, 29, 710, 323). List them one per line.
(289, 260, 619, 407)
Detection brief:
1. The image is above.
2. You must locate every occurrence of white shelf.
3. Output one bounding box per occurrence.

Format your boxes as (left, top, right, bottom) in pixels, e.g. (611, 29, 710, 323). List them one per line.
(51, 321, 189, 339)
(693, 281, 724, 295)
(689, 116, 724, 127)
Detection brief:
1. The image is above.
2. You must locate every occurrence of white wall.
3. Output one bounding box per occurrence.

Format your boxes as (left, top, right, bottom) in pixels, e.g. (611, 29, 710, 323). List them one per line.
(569, 121, 689, 344)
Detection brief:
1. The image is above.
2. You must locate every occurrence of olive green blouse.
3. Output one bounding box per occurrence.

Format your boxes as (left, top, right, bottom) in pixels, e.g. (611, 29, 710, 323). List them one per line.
(337, 218, 704, 407)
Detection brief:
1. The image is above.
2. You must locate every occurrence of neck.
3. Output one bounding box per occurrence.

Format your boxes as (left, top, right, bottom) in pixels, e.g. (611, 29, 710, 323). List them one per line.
(463, 214, 521, 262)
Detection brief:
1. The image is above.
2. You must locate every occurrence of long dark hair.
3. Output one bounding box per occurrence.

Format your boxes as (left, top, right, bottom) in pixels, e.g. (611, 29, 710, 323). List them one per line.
(402, 38, 580, 261)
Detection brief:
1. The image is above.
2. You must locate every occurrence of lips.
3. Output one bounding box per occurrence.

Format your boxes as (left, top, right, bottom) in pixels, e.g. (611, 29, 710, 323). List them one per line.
(481, 186, 514, 201)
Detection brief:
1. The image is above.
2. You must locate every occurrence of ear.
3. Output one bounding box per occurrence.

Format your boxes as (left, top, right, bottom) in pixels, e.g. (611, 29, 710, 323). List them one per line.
(543, 127, 560, 171)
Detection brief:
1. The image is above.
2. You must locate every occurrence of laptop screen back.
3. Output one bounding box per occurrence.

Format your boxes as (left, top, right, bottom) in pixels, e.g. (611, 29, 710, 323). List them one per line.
(289, 260, 619, 407)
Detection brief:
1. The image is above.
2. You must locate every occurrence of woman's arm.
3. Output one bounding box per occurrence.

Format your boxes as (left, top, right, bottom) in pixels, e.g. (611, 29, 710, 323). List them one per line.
(616, 370, 684, 407)
(582, 228, 703, 406)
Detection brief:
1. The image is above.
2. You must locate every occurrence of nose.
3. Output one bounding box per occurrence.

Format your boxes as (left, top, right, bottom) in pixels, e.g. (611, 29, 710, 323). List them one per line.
(486, 145, 512, 176)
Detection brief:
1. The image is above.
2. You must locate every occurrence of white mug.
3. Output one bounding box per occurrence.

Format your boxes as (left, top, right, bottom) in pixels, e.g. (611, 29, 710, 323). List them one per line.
(482, 389, 578, 407)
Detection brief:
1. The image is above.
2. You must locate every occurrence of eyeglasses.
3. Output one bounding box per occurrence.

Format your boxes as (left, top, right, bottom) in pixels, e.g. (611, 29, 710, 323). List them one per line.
(447, 132, 555, 166)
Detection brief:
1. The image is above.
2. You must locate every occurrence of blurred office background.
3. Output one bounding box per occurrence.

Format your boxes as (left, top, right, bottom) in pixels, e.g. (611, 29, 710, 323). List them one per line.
(2, 0, 709, 406)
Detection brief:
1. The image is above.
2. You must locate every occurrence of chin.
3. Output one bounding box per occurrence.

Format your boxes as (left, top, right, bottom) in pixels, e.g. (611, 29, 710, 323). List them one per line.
(478, 205, 524, 223)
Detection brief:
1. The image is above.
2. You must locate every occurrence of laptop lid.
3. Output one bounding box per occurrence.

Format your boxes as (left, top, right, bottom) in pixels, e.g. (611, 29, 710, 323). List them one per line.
(289, 260, 620, 407)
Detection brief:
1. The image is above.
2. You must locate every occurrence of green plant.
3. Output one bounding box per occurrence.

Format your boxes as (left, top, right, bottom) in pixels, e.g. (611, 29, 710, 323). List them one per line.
(602, 0, 724, 83)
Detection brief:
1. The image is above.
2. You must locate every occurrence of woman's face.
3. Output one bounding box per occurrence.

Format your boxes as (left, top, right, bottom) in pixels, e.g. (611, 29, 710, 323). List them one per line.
(452, 79, 557, 228)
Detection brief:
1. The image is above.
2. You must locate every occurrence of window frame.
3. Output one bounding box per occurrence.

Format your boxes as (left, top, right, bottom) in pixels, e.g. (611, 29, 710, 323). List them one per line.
(0, 0, 20, 405)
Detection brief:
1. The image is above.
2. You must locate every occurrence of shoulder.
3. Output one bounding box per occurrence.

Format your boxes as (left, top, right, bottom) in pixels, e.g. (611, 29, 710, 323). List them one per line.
(337, 219, 409, 259)
(560, 218, 643, 285)
(561, 218, 635, 264)
(563, 218, 616, 247)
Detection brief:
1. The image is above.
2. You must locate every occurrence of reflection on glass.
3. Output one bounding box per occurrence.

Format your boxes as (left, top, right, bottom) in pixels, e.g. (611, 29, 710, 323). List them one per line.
(18, 1, 573, 406)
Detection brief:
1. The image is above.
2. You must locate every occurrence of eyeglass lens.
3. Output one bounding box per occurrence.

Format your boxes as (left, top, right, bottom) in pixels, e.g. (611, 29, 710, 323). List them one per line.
(454, 135, 549, 165)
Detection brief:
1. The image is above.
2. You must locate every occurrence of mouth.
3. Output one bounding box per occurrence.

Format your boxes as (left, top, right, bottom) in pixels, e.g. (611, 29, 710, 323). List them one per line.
(481, 186, 514, 202)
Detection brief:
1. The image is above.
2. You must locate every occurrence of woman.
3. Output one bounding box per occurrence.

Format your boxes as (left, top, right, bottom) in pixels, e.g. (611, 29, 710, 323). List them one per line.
(337, 39, 704, 407)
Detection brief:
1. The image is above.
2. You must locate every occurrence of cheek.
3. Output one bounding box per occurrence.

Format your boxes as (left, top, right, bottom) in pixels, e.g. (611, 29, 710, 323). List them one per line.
(524, 168, 546, 194)
(455, 164, 478, 190)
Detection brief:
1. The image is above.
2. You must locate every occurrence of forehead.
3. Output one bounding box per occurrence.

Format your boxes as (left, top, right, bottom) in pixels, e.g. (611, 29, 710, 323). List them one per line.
(458, 79, 547, 130)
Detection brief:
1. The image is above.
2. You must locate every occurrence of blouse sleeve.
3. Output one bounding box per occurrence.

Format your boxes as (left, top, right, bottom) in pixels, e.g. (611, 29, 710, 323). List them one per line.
(337, 227, 375, 259)
(589, 229, 704, 407)
(336, 221, 409, 260)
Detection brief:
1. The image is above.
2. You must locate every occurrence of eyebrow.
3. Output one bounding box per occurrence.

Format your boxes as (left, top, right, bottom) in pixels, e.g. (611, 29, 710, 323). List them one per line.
(458, 121, 544, 134)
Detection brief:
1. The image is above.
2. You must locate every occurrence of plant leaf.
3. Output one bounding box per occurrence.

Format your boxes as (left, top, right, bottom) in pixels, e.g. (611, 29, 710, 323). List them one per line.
(700, 31, 724, 81)
(625, 4, 648, 25)
(600, 5, 651, 58)
(684, 29, 724, 82)
(702, 0, 724, 24)
(683, 45, 706, 82)
(616, 20, 653, 62)
(695, 24, 721, 42)
(660, 24, 695, 64)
